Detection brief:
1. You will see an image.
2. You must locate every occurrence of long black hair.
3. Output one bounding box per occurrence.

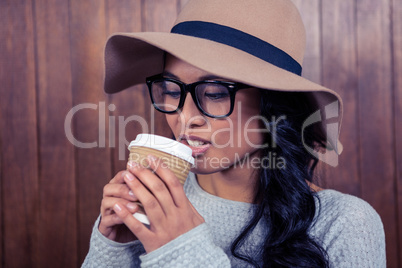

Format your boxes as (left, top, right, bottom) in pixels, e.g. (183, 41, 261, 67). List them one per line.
(230, 90, 329, 267)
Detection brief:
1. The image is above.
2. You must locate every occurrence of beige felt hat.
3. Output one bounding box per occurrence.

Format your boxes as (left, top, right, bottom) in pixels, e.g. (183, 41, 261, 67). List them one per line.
(104, 0, 343, 155)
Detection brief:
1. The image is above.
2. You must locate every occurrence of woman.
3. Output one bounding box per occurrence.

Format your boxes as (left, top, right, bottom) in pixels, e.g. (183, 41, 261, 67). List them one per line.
(82, 0, 385, 267)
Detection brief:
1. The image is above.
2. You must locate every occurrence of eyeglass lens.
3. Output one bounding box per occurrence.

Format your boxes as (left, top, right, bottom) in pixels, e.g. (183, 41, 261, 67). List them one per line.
(151, 80, 231, 116)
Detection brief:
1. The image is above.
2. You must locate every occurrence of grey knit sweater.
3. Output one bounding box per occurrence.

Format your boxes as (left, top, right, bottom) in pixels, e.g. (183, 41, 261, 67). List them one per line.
(82, 172, 386, 267)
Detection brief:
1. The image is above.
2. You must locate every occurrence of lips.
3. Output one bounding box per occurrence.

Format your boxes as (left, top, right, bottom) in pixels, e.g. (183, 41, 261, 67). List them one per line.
(178, 134, 211, 157)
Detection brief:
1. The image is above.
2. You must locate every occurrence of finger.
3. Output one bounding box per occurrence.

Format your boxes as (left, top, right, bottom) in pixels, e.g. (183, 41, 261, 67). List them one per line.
(101, 197, 140, 217)
(113, 202, 152, 243)
(99, 213, 125, 231)
(127, 160, 176, 215)
(109, 170, 127, 184)
(124, 165, 165, 221)
(146, 154, 188, 208)
(103, 177, 138, 201)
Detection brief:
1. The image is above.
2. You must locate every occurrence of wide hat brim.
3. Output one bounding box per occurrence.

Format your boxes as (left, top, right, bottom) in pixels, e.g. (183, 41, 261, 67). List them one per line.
(104, 31, 343, 156)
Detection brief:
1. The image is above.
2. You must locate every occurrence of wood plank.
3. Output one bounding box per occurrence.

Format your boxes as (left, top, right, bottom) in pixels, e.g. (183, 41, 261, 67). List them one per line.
(356, 0, 397, 266)
(0, 87, 2, 268)
(143, 0, 178, 137)
(106, 0, 149, 173)
(0, 139, 2, 267)
(392, 0, 402, 266)
(33, 0, 77, 266)
(321, 1, 360, 195)
(143, 0, 178, 32)
(291, 0, 322, 84)
(68, 0, 112, 264)
(0, 0, 39, 267)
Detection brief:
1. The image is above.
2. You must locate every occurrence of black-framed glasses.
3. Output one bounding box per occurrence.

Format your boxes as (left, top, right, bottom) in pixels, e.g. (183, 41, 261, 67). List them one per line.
(146, 74, 250, 118)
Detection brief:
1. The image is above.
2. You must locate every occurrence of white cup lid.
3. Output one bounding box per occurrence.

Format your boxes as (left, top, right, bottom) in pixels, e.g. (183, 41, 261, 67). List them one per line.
(133, 212, 150, 225)
(128, 134, 194, 165)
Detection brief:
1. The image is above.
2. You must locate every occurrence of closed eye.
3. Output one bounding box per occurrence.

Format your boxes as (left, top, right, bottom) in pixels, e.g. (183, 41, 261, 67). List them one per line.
(204, 92, 230, 100)
(162, 89, 181, 99)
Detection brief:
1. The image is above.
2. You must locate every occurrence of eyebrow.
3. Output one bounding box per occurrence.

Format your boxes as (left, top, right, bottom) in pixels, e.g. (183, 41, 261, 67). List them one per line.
(162, 70, 226, 82)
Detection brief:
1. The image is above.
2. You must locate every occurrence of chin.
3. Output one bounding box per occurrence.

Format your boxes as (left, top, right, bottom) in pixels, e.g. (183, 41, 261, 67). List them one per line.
(190, 158, 232, 174)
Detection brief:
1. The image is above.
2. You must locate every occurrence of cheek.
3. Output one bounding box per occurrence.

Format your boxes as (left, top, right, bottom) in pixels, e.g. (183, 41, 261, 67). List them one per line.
(208, 123, 233, 145)
(210, 111, 265, 150)
(165, 114, 179, 136)
(240, 117, 265, 148)
(230, 99, 265, 148)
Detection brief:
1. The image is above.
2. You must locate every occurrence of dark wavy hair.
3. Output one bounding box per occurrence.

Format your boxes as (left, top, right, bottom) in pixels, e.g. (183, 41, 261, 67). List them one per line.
(230, 90, 329, 267)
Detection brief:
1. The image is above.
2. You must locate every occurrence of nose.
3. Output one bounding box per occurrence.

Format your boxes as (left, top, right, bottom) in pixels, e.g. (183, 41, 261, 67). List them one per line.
(179, 93, 206, 128)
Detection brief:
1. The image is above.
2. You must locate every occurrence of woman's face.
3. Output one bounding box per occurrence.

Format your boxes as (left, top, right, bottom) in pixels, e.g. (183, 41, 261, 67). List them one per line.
(164, 54, 265, 174)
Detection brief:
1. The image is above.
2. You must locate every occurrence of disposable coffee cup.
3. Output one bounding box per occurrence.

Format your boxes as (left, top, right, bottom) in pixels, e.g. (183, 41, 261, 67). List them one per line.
(128, 134, 194, 225)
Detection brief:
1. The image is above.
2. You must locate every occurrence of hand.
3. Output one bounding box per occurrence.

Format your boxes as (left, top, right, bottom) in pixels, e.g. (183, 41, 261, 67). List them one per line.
(98, 170, 140, 243)
(113, 155, 205, 253)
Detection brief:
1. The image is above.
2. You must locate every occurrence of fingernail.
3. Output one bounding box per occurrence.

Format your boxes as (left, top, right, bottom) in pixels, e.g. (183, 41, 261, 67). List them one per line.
(126, 202, 137, 210)
(128, 190, 135, 198)
(114, 203, 122, 212)
(124, 172, 134, 181)
(127, 161, 139, 169)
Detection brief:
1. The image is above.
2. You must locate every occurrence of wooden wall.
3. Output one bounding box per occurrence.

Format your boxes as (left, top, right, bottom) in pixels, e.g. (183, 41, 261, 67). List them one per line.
(0, 0, 401, 267)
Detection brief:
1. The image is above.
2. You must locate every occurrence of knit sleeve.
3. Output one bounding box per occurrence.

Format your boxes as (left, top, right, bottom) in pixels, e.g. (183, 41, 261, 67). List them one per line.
(81, 216, 145, 268)
(139, 223, 231, 268)
(315, 193, 386, 268)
